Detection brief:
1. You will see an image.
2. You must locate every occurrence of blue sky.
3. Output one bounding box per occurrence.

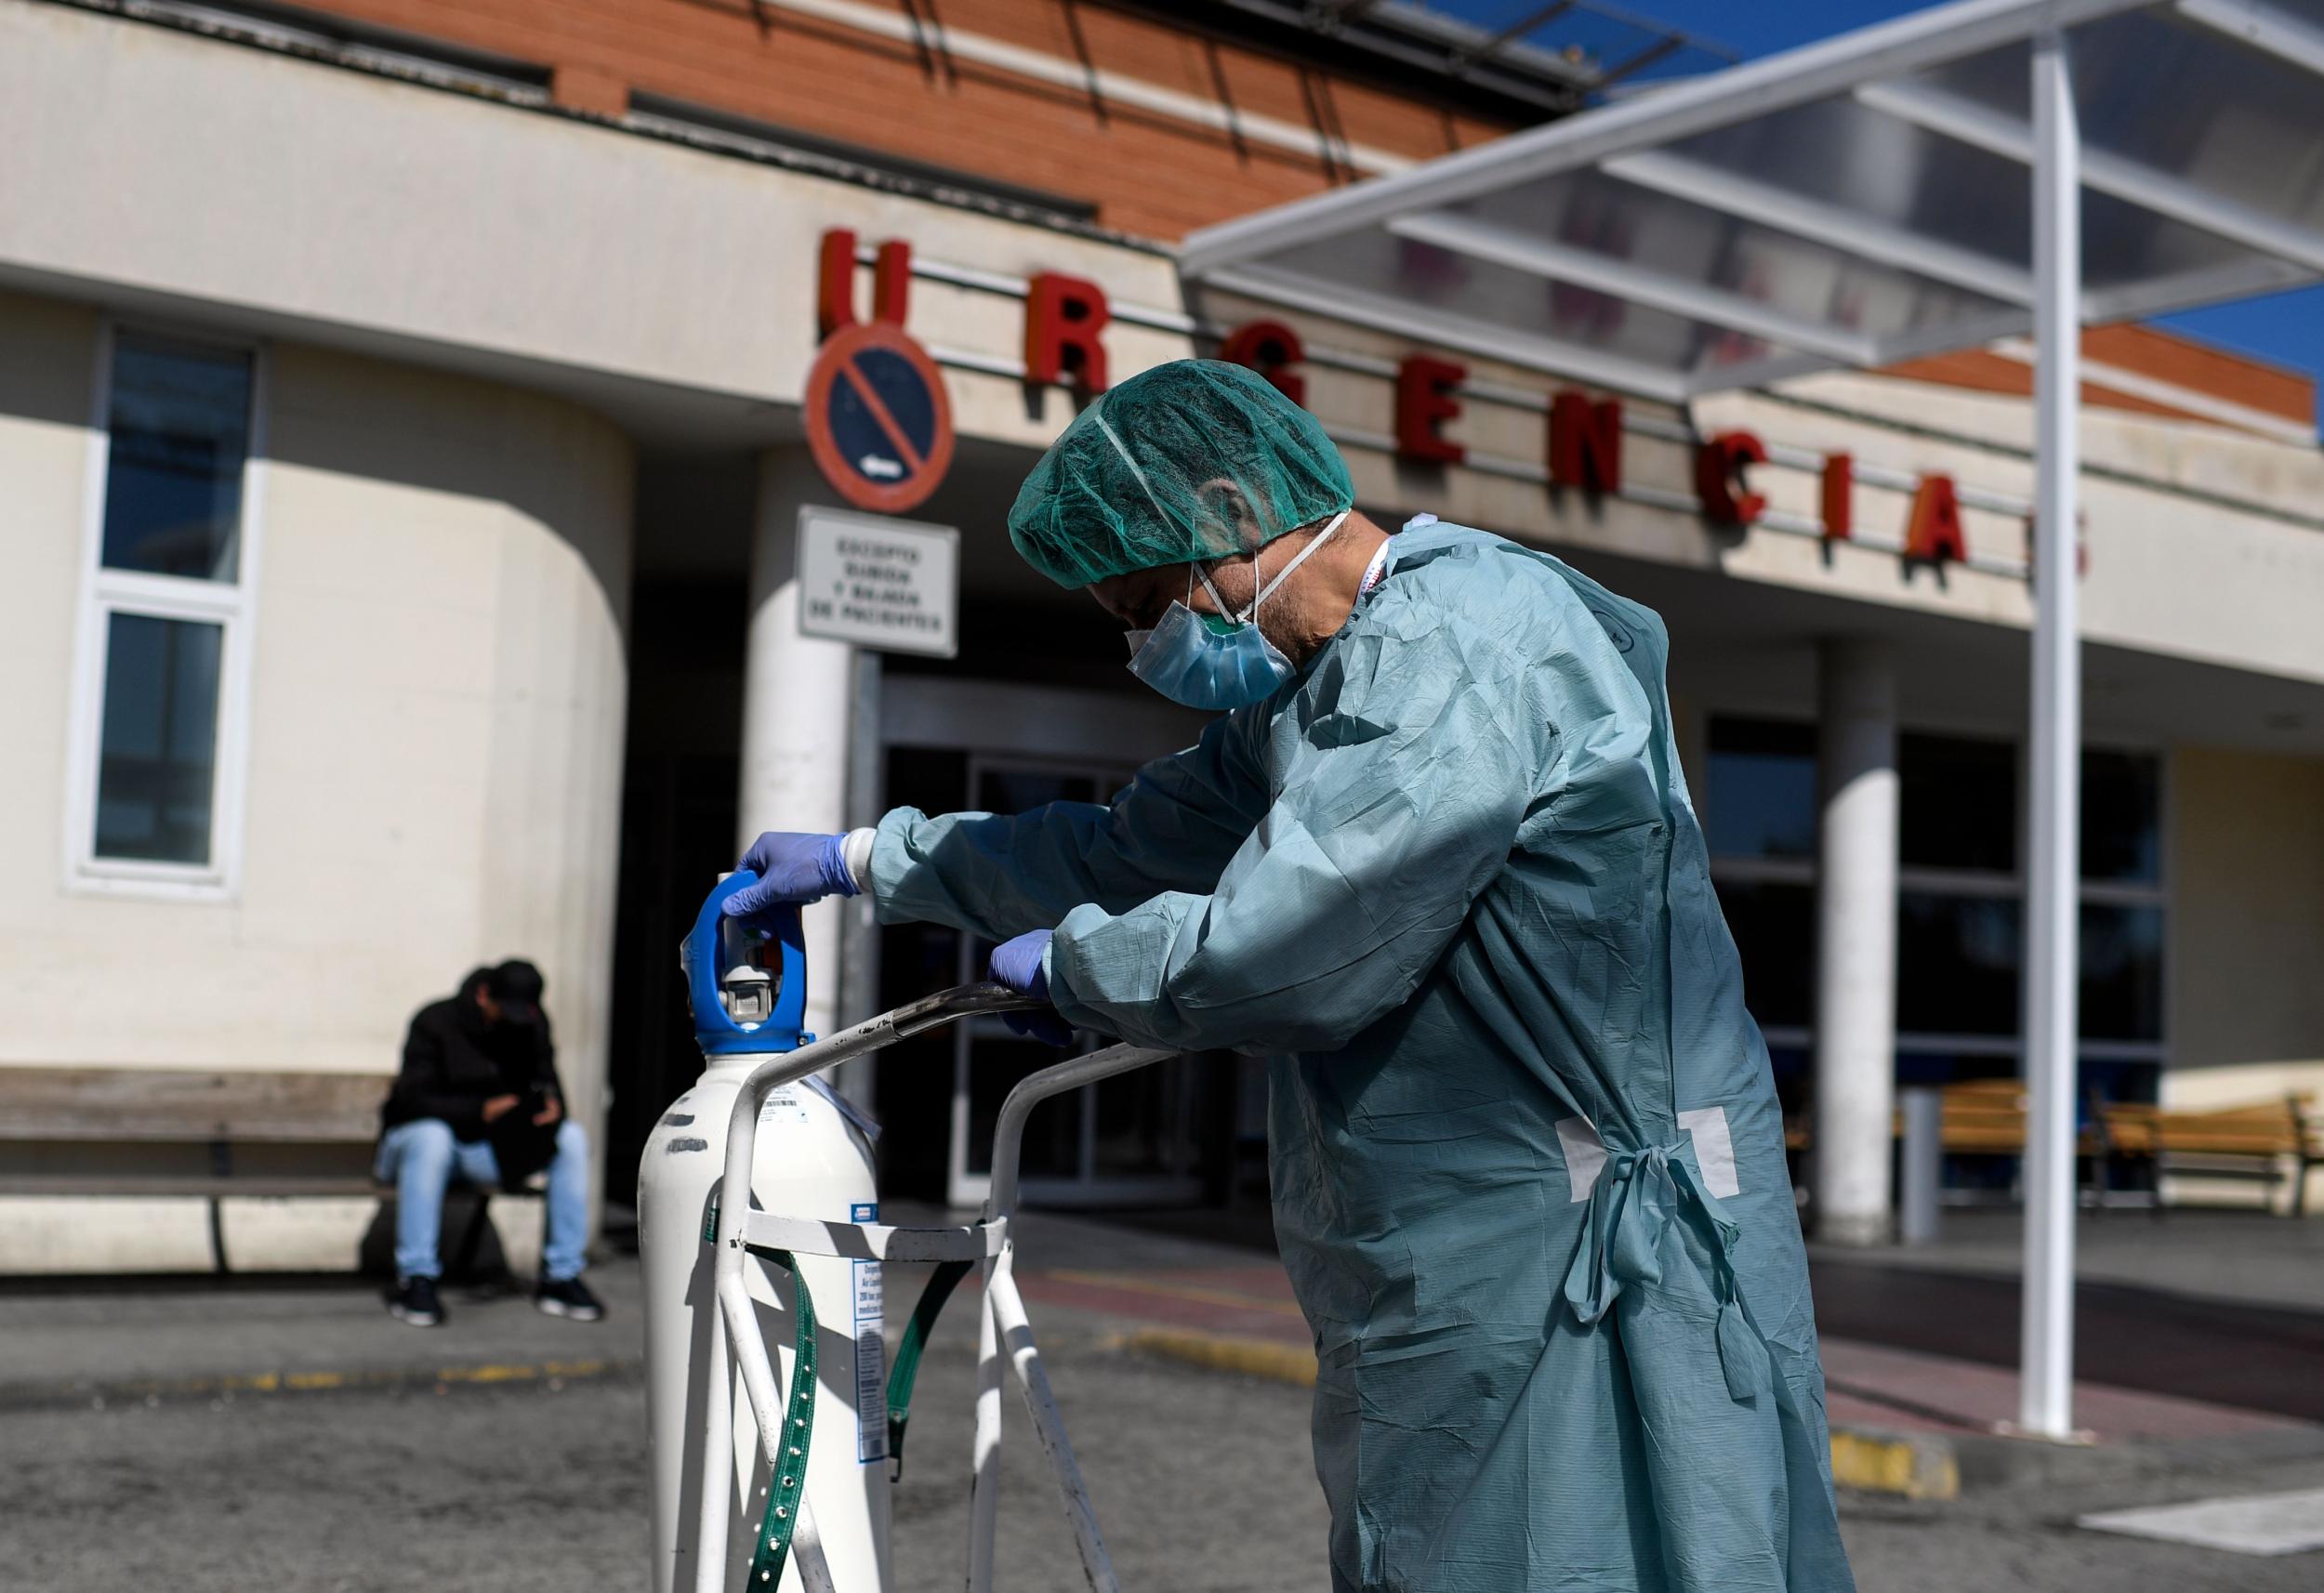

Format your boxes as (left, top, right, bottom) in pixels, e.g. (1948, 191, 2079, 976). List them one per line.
(1431, 0, 2324, 431)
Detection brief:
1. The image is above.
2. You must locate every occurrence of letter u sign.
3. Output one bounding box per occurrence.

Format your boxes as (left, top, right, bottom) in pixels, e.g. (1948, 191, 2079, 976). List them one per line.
(819, 230, 912, 341)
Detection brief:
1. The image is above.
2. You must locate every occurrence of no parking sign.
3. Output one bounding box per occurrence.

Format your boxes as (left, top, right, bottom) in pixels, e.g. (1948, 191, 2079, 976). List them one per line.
(803, 322, 956, 515)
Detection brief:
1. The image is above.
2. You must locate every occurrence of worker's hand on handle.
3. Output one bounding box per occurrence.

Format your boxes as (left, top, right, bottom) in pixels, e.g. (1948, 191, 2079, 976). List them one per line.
(723, 831, 857, 928)
(987, 928, 1073, 1047)
(481, 1093, 522, 1125)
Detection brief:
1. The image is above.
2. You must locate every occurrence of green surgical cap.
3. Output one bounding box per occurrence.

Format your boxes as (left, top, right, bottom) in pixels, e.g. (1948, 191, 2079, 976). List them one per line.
(1007, 360, 1355, 588)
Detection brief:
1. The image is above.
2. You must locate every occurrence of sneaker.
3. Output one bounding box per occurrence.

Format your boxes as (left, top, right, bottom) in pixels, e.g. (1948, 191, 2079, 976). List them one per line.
(535, 1276, 604, 1323)
(387, 1275, 444, 1328)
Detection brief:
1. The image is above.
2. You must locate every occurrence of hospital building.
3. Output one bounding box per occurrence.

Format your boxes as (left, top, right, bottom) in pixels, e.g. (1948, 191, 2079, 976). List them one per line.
(3, 0, 2320, 1271)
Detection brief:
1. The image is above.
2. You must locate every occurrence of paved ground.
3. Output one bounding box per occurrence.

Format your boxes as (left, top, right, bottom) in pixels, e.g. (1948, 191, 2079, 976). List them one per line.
(0, 1265, 646, 1396)
(1810, 1205, 2324, 1315)
(1, 1305, 1327, 1593)
(1001, 1206, 2324, 1449)
(1809, 1213, 2324, 1440)
(1840, 1444, 2324, 1593)
(7, 1282, 2324, 1593)
(4, 1205, 2322, 1590)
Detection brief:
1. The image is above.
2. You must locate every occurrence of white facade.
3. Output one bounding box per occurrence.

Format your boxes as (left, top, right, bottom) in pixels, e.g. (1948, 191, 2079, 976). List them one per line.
(2, 0, 2321, 1270)
(0, 286, 634, 1267)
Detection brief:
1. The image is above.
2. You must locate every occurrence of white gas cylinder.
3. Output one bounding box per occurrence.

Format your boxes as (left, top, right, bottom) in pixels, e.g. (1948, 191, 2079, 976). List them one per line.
(640, 1053, 891, 1593)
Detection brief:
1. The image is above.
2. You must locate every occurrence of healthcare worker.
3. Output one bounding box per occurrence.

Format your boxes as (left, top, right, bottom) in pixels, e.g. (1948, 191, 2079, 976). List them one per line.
(733, 361, 1855, 1593)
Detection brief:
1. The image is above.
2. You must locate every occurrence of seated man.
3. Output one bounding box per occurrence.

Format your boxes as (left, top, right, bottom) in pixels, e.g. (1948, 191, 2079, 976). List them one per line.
(376, 959, 602, 1327)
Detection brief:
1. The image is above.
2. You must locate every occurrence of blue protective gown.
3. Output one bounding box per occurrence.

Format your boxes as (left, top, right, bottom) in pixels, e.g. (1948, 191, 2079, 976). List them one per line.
(868, 523, 1854, 1593)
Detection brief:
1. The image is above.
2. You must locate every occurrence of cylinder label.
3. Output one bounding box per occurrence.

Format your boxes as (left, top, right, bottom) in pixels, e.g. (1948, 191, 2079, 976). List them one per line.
(851, 1201, 887, 1464)
(758, 1086, 812, 1126)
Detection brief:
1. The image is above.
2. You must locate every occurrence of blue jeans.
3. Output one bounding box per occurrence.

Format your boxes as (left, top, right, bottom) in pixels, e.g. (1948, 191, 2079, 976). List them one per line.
(375, 1117, 590, 1282)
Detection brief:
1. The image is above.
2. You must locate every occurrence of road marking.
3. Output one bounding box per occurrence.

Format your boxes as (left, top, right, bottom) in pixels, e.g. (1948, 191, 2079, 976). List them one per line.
(1109, 1329, 1317, 1388)
(2081, 1486, 2324, 1556)
(1044, 1269, 1306, 1319)
(1115, 1326, 1962, 1501)
(0, 1357, 633, 1411)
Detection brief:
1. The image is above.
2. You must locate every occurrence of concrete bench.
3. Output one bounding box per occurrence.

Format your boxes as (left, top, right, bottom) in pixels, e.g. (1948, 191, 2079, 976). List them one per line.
(0, 1066, 537, 1272)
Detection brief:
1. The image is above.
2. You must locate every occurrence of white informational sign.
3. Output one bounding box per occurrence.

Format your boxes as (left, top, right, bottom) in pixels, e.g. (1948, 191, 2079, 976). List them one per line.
(797, 507, 959, 659)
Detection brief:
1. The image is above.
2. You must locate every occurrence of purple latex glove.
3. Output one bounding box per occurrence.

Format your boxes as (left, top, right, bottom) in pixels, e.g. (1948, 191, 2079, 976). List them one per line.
(987, 929, 1072, 1047)
(723, 832, 855, 928)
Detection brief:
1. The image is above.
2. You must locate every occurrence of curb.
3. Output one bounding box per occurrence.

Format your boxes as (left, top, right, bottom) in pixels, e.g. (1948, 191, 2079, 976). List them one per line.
(1115, 1328, 1963, 1501)
(0, 1355, 641, 1413)
(1829, 1426, 1960, 1501)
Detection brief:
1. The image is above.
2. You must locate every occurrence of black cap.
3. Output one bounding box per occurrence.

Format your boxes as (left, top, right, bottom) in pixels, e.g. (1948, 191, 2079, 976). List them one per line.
(486, 960, 545, 1025)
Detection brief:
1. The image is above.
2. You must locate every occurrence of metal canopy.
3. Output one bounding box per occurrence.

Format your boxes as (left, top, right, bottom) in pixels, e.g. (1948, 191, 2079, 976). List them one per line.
(1187, 0, 2324, 1448)
(1182, 0, 2324, 405)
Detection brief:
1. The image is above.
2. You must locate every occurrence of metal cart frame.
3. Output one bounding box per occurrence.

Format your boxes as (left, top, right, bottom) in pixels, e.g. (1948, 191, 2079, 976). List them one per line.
(693, 984, 1175, 1593)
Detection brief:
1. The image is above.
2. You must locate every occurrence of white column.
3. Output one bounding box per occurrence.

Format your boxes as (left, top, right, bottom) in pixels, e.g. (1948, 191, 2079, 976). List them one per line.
(836, 649, 884, 1112)
(2021, 33, 2084, 1442)
(738, 448, 855, 1045)
(1814, 638, 1899, 1247)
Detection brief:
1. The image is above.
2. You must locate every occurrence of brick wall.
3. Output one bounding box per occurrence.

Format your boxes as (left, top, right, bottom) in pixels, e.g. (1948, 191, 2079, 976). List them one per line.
(286, 0, 1517, 240)
(1885, 333, 2316, 437)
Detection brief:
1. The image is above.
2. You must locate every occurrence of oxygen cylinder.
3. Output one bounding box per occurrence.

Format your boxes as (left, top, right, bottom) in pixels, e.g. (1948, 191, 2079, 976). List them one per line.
(640, 876, 891, 1593)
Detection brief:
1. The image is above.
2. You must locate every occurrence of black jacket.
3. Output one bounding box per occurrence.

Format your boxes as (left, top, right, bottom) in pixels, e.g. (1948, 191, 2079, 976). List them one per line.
(381, 968, 565, 1145)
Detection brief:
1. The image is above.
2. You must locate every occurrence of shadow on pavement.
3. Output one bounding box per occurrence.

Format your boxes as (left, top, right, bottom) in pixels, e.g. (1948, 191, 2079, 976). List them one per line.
(1811, 1258, 2324, 1423)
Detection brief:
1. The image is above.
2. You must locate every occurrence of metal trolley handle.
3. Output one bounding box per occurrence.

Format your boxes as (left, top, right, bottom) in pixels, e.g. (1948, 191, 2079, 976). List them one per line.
(695, 982, 1174, 1593)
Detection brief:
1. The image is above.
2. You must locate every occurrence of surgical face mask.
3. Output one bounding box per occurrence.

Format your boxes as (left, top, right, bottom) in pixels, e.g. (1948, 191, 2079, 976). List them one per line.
(1124, 509, 1349, 712)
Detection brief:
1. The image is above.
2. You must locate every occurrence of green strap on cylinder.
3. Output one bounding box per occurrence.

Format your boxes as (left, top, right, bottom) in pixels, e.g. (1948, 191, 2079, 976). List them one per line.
(748, 1250, 817, 1591)
(703, 1188, 971, 1581)
(884, 1258, 972, 1479)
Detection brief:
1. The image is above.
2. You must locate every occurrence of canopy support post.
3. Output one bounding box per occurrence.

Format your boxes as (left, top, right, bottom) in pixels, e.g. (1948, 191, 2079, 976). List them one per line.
(2020, 30, 2083, 1442)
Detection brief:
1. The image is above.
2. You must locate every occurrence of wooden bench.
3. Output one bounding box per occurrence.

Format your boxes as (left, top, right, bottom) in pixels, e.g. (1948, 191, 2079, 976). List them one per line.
(1926, 1078, 2037, 1157)
(1788, 1080, 2122, 1205)
(1790, 1081, 2320, 1216)
(0, 1066, 535, 1272)
(2100, 1094, 2322, 1217)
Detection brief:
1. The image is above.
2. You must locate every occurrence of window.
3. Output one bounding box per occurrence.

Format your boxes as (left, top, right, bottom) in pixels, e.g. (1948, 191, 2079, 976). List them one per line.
(1705, 718, 1816, 861)
(2080, 901, 2165, 1042)
(2082, 749, 2161, 885)
(1710, 879, 1816, 1031)
(1704, 716, 2167, 1088)
(1704, 718, 1816, 1042)
(1895, 890, 2021, 1036)
(99, 335, 249, 579)
(95, 614, 224, 864)
(69, 328, 262, 895)
(1899, 733, 2015, 874)
(2077, 752, 2168, 1088)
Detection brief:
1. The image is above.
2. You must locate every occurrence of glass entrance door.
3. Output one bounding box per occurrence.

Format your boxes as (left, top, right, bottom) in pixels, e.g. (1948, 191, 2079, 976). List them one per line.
(943, 756, 1206, 1209)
